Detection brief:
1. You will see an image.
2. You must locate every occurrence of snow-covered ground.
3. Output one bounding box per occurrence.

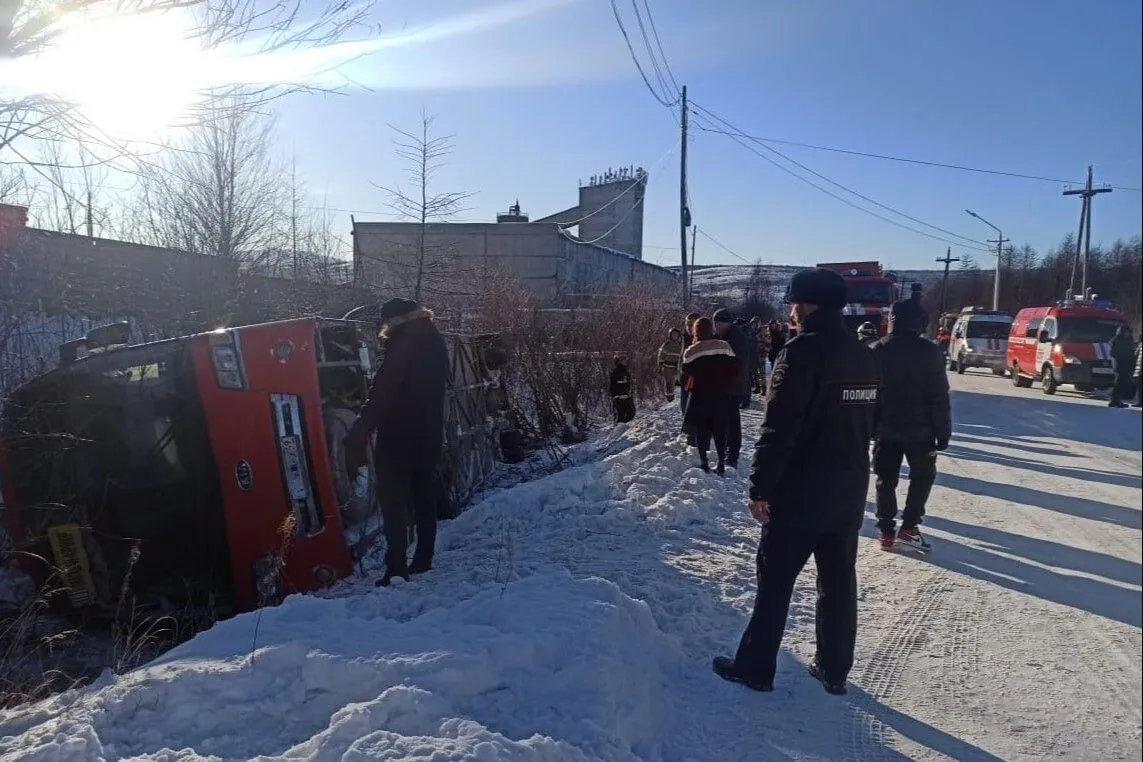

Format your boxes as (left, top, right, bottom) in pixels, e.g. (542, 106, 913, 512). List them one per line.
(2, 373, 1140, 761)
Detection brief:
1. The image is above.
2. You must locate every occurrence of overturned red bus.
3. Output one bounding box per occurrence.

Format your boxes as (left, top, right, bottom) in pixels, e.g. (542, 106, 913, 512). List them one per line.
(0, 317, 505, 616)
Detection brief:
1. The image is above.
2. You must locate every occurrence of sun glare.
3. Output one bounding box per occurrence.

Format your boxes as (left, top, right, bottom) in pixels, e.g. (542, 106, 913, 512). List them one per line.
(20, 11, 209, 141)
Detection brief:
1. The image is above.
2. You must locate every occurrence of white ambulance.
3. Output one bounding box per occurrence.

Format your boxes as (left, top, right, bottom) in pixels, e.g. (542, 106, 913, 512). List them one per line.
(947, 307, 1013, 375)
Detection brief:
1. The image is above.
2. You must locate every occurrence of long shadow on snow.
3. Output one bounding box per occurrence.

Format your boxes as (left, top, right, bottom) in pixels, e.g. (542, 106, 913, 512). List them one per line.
(925, 515, 1142, 589)
(943, 443, 1142, 490)
(951, 390, 1143, 452)
(913, 522, 1142, 628)
(948, 431, 1076, 458)
(934, 471, 1141, 530)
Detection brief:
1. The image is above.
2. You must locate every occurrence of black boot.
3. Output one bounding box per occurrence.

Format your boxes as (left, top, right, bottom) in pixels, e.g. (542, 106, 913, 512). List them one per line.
(808, 660, 847, 695)
(712, 656, 773, 692)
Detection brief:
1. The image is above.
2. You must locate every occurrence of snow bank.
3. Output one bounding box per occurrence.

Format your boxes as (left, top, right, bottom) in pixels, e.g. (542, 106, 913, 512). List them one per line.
(0, 411, 762, 762)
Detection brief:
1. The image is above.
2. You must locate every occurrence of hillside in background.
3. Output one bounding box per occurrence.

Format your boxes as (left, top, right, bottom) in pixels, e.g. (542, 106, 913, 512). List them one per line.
(677, 264, 951, 304)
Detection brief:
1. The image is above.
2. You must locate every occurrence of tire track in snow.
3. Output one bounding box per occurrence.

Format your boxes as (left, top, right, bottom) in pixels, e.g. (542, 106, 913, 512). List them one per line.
(1083, 622, 1143, 730)
(843, 572, 950, 761)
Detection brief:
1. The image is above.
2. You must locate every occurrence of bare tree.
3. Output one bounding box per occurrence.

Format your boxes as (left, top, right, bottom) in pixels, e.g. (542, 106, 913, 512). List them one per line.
(373, 110, 474, 302)
(131, 102, 288, 260)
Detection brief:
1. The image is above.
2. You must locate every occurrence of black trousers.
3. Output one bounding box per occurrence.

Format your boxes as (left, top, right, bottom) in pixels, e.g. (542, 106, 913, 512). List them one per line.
(375, 453, 439, 575)
(734, 529, 859, 684)
(1110, 373, 1136, 405)
(691, 395, 729, 466)
(613, 396, 636, 423)
(726, 396, 744, 464)
(873, 440, 937, 533)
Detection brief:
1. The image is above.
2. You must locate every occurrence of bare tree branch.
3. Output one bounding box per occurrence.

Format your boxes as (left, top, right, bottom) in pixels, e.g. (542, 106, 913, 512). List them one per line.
(371, 109, 474, 302)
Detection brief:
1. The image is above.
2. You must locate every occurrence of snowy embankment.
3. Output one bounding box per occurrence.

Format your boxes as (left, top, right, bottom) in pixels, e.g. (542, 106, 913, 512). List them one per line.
(2, 374, 1141, 761)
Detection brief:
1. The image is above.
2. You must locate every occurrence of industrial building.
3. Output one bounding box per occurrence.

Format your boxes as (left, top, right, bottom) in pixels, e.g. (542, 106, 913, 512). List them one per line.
(352, 169, 676, 301)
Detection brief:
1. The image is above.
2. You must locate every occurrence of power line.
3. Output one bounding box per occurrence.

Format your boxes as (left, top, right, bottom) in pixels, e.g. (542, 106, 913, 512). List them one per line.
(692, 103, 985, 248)
(630, 0, 675, 101)
(695, 227, 751, 265)
(609, 0, 678, 107)
(691, 122, 1142, 193)
(689, 106, 992, 252)
(639, 0, 679, 92)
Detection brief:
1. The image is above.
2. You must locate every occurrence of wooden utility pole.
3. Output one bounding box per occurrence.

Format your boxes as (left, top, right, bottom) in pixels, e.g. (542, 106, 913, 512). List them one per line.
(1063, 165, 1112, 297)
(936, 247, 960, 318)
(679, 84, 691, 306)
(689, 225, 697, 304)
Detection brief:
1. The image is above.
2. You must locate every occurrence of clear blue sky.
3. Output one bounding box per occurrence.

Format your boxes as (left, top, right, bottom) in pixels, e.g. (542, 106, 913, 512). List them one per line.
(274, 0, 1143, 270)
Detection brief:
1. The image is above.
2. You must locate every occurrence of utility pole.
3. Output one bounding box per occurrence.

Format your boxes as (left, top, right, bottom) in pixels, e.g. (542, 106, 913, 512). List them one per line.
(85, 188, 94, 239)
(689, 225, 697, 304)
(935, 246, 960, 318)
(679, 84, 691, 306)
(1063, 165, 1112, 298)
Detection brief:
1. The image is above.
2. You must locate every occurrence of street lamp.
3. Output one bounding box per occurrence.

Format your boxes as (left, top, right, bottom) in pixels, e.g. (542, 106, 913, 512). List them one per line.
(965, 209, 1003, 311)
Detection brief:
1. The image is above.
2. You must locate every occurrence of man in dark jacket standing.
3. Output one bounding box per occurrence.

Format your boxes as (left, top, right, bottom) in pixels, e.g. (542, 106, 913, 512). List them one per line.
(713, 268, 880, 696)
(345, 298, 450, 586)
(713, 308, 753, 467)
(1108, 325, 1136, 408)
(869, 299, 951, 552)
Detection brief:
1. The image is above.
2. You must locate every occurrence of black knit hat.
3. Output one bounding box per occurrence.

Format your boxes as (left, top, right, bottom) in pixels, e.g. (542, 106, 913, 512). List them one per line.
(889, 299, 925, 333)
(712, 308, 735, 324)
(378, 297, 420, 323)
(786, 268, 848, 309)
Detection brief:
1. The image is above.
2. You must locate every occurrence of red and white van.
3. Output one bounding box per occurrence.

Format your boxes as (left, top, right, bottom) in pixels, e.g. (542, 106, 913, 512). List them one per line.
(1006, 301, 1126, 395)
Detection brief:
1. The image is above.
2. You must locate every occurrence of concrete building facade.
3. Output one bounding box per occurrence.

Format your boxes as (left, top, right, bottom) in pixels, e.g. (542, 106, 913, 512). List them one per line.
(352, 170, 674, 302)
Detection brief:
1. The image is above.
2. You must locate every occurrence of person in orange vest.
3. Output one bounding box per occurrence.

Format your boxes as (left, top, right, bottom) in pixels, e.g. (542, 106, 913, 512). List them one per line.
(936, 326, 951, 356)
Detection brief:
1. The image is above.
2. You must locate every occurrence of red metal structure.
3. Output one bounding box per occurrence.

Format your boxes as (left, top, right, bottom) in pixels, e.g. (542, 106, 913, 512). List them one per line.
(815, 261, 901, 336)
(1, 318, 386, 614)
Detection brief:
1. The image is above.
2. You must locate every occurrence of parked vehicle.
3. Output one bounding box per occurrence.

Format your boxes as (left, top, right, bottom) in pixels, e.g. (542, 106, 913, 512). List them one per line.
(0, 317, 506, 616)
(947, 307, 1012, 375)
(815, 261, 901, 337)
(1006, 299, 1126, 395)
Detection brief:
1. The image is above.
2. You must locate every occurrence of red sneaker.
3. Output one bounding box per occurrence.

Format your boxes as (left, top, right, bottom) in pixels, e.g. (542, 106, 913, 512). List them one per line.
(878, 531, 895, 550)
(896, 526, 932, 553)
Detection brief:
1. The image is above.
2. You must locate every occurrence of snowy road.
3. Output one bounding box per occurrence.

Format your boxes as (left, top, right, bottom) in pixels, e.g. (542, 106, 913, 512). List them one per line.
(2, 373, 1140, 761)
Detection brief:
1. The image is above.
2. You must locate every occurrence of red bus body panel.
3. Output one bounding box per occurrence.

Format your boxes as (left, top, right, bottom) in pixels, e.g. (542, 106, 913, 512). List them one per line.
(191, 318, 351, 611)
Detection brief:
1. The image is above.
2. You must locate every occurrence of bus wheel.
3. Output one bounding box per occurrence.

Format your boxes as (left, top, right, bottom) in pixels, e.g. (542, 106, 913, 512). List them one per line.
(324, 406, 377, 529)
(1041, 365, 1058, 395)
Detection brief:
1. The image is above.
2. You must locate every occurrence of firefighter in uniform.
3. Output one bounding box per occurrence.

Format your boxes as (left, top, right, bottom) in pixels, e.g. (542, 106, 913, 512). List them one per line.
(713, 268, 880, 695)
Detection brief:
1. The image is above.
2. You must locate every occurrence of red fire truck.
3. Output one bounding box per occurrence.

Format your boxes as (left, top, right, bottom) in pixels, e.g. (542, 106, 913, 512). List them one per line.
(0, 317, 504, 616)
(815, 261, 901, 336)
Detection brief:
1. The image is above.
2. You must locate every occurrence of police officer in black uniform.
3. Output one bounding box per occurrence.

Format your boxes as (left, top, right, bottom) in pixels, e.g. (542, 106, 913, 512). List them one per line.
(713, 268, 880, 695)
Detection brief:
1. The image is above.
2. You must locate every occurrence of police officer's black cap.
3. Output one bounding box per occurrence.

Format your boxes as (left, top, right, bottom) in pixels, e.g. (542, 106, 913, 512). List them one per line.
(785, 268, 848, 309)
(379, 297, 420, 323)
(889, 298, 925, 332)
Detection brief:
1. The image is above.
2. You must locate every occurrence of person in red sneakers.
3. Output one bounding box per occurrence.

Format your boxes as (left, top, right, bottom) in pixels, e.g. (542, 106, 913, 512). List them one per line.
(868, 299, 951, 552)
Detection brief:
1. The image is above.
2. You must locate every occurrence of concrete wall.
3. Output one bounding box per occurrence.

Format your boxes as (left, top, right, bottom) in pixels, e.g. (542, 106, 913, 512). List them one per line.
(353, 221, 675, 301)
(577, 177, 645, 260)
(1, 226, 376, 347)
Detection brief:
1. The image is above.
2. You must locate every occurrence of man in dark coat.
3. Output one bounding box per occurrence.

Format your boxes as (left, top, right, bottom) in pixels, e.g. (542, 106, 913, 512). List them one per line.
(868, 299, 951, 552)
(1108, 325, 1136, 408)
(609, 355, 636, 423)
(345, 297, 450, 586)
(1133, 340, 1142, 408)
(713, 268, 880, 696)
(713, 308, 753, 467)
